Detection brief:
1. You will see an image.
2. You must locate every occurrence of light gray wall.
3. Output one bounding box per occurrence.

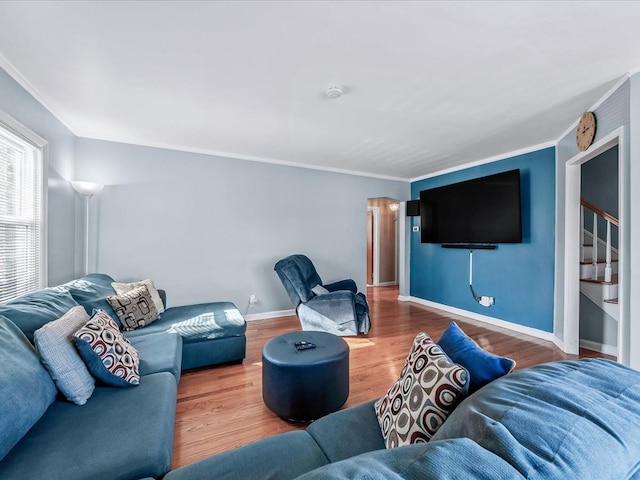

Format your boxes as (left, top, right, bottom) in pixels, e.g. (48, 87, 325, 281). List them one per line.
(630, 74, 640, 371)
(75, 138, 409, 314)
(579, 294, 617, 347)
(0, 67, 77, 286)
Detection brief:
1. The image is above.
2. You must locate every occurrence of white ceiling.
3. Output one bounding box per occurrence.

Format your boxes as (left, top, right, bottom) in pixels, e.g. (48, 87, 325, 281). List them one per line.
(0, 1, 639, 181)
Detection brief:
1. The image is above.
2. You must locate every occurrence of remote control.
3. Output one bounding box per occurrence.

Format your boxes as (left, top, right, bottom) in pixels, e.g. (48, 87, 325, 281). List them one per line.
(295, 341, 316, 351)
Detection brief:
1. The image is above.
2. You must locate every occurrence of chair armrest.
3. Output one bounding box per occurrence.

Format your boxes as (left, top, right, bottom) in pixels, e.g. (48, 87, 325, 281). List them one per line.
(323, 279, 357, 294)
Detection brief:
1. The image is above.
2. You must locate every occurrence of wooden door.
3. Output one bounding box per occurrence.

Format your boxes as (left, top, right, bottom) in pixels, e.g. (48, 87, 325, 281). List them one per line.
(367, 210, 373, 285)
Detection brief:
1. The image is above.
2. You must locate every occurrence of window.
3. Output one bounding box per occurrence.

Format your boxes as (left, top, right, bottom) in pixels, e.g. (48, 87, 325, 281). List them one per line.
(0, 112, 47, 303)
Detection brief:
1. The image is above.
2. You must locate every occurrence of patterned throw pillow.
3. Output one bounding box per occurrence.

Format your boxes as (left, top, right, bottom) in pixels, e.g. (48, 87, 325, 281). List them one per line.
(107, 285, 158, 331)
(33, 306, 95, 405)
(437, 321, 516, 394)
(73, 310, 140, 387)
(374, 332, 469, 449)
(111, 279, 165, 314)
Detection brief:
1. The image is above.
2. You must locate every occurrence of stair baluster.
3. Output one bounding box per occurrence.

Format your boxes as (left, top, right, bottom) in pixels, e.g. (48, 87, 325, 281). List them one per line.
(580, 205, 585, 263)
(605, 220, 612, 283)
(591, 211, 598, 279)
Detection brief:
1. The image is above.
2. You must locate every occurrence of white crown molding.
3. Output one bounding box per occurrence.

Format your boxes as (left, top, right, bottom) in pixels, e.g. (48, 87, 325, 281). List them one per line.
(0, 52, 79, 135)
(409, 140, 557, 183)
(556, 72, 631, 142)
(399, 295, 556, 342)
(244, 308, 295, 322)
(78, 133, 411, 183)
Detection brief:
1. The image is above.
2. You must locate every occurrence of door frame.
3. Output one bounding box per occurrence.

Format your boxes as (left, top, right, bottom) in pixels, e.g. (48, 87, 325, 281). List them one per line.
(367, 206, 380, 286)
(563, 127, 626, 362)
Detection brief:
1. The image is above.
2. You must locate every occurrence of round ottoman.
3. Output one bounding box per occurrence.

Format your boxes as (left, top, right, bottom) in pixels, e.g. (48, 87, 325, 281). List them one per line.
(262, 331, 350, 422)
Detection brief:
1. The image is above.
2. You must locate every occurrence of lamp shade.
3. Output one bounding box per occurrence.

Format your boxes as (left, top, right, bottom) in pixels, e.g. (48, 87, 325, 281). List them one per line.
(72, 181, 104, 196)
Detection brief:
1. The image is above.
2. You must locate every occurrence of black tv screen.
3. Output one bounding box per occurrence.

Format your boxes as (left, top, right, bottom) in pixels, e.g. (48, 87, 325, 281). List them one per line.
(420, 169, 522, 244)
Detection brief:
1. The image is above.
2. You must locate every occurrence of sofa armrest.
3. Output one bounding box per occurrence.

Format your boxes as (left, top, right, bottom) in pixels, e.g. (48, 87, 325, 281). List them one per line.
(323, 279, 357, 294)
(158, 289, 167, 310)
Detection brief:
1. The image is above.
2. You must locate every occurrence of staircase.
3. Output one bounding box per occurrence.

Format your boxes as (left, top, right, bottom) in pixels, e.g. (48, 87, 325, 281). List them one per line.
(579, 198, 619, 322)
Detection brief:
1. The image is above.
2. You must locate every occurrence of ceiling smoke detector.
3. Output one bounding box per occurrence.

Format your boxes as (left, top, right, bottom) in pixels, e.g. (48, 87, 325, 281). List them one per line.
(324, 86, 343, 99)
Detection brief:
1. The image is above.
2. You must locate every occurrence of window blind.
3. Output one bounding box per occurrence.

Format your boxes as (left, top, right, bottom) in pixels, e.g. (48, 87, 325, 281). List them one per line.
(0, 127, 44, 303)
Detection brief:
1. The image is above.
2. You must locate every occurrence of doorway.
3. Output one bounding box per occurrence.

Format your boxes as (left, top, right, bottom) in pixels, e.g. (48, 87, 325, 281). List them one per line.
(563, 128, 627, 364)
(366, 198, 399, 287)
(578, 145, 619, 357)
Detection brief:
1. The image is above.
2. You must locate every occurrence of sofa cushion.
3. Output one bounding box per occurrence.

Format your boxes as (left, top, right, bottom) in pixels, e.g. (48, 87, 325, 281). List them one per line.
(60, 273, 120, 325)
(306, 399, 385, 463)
(0, 316, 57, 462)
(124, 301, 246, 342)
(73, 310, 140, 387)
(431, 359, 640, 479)
(130, 331, 183, 382)
(437, 321, 515, 394)
(164, 431, 329, 480)
(33, 306, 95, 405)
(107, 284, 159, 331)
(0, 372, 177, 480)
(0, 288, 79, 342)
(294, 438, 525, 480)
(112, 278, 165, 314)
(374, 332, 469, 449)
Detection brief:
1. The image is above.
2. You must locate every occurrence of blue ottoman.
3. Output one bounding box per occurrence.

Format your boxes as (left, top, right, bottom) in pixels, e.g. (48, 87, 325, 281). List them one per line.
(262, 331, 350, 422)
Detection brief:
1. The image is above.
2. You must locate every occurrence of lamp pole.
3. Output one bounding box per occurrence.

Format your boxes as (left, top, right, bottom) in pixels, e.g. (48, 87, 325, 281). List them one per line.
(71, 181, 104, 275)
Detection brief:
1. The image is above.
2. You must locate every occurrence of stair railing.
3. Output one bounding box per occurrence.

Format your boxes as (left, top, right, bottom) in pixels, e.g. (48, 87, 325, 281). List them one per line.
(580, 198, 618, 282)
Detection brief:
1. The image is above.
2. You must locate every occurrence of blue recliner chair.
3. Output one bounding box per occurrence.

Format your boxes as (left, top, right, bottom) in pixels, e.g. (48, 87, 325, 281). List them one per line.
(274, 255, 370, 335)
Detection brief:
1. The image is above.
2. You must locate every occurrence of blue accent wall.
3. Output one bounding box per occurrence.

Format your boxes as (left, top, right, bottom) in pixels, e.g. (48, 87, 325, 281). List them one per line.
(410, 147, 556, 332)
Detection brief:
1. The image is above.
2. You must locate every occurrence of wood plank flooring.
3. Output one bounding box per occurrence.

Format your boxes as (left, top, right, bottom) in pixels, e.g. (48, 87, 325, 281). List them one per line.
(173, 286, 607, 468)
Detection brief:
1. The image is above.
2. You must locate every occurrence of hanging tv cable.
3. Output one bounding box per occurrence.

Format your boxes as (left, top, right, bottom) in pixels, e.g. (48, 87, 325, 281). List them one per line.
(469, 250, 494, 307)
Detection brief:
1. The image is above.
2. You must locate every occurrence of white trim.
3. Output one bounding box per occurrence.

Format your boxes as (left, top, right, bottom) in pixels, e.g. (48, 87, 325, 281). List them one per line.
(579, 339, 617, 357)
(557, 74, 631, 142)
(244, 309, 295, 322)
(0, 53, 78, 135)
(551, 335, 565, 352)
(401, 296, 556, 342)
(79, 134, 410, 183)
(378, 281, 398, 287)
(563, 128, 626, 360)
(0, 108, 49, 290)
(409, 141, 556, 183)
(367, 206, 380, 286)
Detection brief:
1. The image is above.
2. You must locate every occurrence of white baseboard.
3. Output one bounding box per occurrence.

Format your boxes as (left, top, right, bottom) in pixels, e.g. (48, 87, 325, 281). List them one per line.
(400, 296, 555, 342)
(579, 339, 617, 357)
(378, 281, 398, 287)
(244, 309, 295, 322)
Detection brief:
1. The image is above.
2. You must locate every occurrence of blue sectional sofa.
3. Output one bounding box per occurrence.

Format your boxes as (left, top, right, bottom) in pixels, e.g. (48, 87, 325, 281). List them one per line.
(0, 273, 247, 480)
(164, 358, 640, 480)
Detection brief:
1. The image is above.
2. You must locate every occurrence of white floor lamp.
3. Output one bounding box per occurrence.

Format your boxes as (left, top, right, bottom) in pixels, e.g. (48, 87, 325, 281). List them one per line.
(72, 181, 104, 275)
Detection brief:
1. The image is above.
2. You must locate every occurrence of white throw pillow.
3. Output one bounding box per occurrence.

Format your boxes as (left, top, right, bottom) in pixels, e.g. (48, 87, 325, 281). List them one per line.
(34, 306, 95, 405)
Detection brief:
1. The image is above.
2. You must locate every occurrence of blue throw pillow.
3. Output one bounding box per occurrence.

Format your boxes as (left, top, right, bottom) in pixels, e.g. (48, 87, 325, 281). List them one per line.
(73, 310, 141, 387)
(437, 322, 515, 394)
(0, 316, 57, 461)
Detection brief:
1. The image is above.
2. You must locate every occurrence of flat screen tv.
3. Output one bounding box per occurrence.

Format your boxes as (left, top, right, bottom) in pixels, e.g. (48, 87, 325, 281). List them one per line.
(420, 169, 522, 244)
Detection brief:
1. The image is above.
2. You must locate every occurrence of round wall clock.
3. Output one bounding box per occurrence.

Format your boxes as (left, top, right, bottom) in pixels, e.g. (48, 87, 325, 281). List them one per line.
(576, 111, 597, 151)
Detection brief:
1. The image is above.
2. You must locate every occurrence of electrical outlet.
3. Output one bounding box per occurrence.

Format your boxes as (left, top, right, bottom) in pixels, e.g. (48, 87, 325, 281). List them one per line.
(479, 296, 494, 307)
(249, 294, 257, 305)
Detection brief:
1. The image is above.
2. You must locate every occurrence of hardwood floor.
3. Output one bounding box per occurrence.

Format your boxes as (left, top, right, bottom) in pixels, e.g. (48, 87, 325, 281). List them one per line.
(173, 286, 607, 468)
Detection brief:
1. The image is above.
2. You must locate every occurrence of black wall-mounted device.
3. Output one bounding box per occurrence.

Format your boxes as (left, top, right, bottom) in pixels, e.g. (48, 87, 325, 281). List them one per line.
(406, 200, 420, 217)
